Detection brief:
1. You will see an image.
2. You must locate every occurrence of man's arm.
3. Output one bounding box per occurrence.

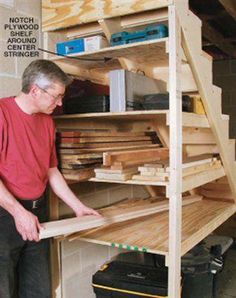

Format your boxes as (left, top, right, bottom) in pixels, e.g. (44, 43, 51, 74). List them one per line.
(48, 167, 100, 217)
(0, 179, 42, 242)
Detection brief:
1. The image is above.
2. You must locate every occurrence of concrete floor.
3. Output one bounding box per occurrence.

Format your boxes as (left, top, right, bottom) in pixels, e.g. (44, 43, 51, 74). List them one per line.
(216, 245, 236, 298)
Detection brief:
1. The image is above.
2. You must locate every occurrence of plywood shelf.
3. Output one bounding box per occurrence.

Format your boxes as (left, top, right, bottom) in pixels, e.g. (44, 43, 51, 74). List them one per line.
(54, 111, 210, 128)
(89, 177, 168, 187)
(51, 38, 169, 73)
(77, 199, 236, 259)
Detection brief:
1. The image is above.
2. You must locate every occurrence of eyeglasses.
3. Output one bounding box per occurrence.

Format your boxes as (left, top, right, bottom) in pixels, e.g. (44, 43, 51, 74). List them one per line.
(36, 84, 65, 102)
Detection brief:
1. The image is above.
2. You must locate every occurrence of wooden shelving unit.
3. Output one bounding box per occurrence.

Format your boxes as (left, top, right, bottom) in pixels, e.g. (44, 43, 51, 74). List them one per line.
(42, 1, 236, 297)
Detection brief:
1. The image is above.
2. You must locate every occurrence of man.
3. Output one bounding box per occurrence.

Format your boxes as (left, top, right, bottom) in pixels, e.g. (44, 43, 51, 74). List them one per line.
(0, 59, 99, 298)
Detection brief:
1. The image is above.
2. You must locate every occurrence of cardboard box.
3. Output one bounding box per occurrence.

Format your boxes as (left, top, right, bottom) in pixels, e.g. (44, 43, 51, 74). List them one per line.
(84, 35, 108, 52)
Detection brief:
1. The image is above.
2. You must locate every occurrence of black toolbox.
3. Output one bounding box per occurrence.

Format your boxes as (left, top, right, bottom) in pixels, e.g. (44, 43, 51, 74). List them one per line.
(64, 95, 109, 114)
(127, 93, 193, 112)
(92, 242, 225, 298)
(92, 252, 168, 298)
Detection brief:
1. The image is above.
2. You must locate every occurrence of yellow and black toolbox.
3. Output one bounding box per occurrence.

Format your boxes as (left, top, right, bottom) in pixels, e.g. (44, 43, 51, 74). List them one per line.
(92, 252, 168, 298)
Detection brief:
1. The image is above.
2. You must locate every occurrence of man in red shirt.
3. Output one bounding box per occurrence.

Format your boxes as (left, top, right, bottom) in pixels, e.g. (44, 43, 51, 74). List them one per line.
(0, 59, 99, 298)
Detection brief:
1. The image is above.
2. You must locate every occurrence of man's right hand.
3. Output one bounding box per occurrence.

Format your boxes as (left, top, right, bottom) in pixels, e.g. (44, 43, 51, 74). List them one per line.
(13, 209, 42, 242)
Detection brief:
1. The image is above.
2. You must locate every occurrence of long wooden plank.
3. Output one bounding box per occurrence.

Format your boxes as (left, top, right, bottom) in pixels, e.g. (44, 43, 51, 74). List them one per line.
(95, 172, 135, 181)
(59, 140, 153, 148)
(90, 177, 168, 186)
(39, 195, 202, 240)
(60, 136, 152, 143)
(103, 148, 169, 166)
(61, 158, 102, 165)
(59, 144, 160, 154)
(58, 131, 151, 137)
(94, 166, 138, 175)
(61, 153, 103, 160)
(181, 166, 225, 194)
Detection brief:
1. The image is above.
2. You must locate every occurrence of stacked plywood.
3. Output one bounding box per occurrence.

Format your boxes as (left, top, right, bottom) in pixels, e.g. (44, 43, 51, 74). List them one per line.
(57, 130, 160, 180)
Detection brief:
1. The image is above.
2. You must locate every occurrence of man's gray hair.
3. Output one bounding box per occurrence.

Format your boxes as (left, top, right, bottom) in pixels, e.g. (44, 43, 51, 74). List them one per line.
(22, 59, 72, 93)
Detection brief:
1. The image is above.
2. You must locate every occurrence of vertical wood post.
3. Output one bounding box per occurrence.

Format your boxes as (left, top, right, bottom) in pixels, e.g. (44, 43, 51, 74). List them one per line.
(168, 4, 182, 297)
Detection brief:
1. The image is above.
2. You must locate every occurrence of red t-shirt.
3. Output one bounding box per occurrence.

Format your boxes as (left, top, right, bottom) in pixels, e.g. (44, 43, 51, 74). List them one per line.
(0, 97, 58, 200)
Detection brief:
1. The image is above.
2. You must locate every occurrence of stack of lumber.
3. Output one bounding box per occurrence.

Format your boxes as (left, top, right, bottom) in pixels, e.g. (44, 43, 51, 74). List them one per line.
(57, 130, 160, 181)
(132, 154, 222, 182)
(94, 147, 169, 181)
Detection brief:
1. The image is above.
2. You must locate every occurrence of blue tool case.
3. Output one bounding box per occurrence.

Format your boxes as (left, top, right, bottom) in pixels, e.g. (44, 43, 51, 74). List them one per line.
(110, 24, 168, 46)
(56, 38, 85, 55)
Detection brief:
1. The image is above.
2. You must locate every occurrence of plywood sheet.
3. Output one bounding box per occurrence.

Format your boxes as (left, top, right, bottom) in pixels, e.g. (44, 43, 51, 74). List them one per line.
(42, 0, 172, 31)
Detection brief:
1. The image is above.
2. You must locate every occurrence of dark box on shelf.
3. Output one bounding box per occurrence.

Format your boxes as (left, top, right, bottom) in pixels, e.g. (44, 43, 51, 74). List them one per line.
(127, 93, 193, 112)
(92, 252, 168, 298)
(64, 95, 109, 114)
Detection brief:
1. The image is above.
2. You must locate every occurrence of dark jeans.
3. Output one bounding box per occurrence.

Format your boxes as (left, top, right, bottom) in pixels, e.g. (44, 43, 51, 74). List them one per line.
(0, 195, 50, 298)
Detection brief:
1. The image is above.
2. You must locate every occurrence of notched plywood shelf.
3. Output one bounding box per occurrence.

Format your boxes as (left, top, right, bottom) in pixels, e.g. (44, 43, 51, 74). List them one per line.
(90, 177, 168, 187)
(52, 38, 169, 73)
(54, 111, 210, 128)
(77, 199, 236, 259)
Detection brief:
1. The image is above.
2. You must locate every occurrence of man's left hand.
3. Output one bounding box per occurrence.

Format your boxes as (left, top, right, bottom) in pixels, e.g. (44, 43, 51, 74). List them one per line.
(75, 204, 100, 218)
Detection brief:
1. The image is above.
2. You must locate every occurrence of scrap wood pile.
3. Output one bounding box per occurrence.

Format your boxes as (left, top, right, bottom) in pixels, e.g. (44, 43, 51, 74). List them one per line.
(95, 147, 169, 181)
(132, 154, 222, 182)
(56, 130, 160, 181)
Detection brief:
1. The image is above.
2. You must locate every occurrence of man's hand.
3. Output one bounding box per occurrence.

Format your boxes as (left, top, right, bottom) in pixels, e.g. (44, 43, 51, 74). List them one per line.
(74, 204, 100, 218)
(13, 209, 42, 242)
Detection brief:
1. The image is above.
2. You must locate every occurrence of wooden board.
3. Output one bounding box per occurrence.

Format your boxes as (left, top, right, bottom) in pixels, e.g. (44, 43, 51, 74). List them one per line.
(60, 153, 103, 159)
(61, 168, 95, 181)
(76, 199, 236, 257)
(61, 158, 102, 165)
(95, 172, 135, 181)
(59, 144, 160, 154)
(60, 136, 152, 143)
(95, 166, 138, 175)
(89, 177, 168, 187)
(181, 166, 225, 194)
(59, 140, 153, 148)
(39, 195, 201, 239)
(58, 131, 152, 137)
(103, 148, 169, 166)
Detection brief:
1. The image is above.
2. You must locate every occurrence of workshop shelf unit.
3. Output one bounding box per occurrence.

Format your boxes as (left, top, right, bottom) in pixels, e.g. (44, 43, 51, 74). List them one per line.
(42, 1, 236, 297)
